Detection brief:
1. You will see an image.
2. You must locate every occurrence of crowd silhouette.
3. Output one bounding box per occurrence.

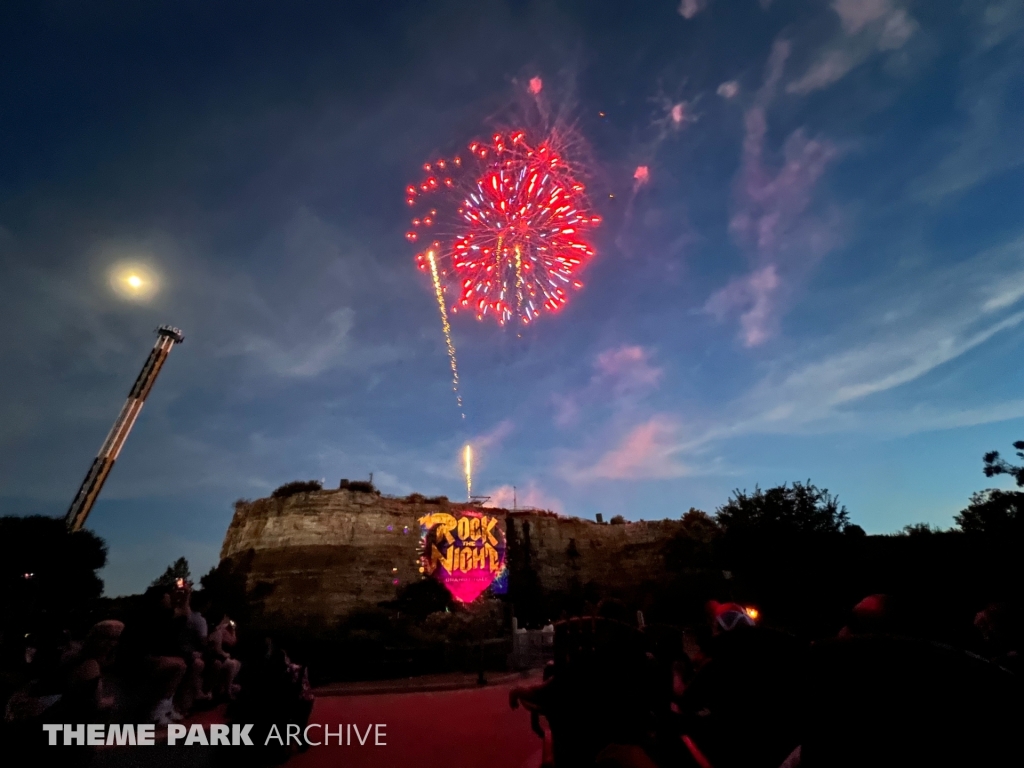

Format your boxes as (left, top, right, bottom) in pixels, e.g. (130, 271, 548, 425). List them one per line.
(509, 593, 1020, 768)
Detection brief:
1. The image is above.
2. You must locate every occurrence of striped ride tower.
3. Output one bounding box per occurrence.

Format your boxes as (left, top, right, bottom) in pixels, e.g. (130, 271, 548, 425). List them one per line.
(64, 325, 184, 532)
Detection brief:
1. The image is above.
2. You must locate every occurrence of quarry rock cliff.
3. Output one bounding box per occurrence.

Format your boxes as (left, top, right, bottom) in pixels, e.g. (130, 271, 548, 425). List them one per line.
(220, 487, 687, 625)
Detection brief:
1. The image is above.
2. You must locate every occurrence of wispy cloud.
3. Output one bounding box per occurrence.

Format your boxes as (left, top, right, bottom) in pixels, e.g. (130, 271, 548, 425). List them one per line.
(472, 419, 515, 451)
(983, 271, 1024, 312)
(706, 40, 840, 346)
(704, 265, 780, 348)
(976, 0, 1024, 51)
(787, 50, 858, 95)
(234, 307, 356, 377)
(717, 81, 740, 99)
(734, 309, 1024, 432)
(787, 0, 919, 95)
(565, 416, 691, 482)
(593, 345, 663, 395)
(536, 240, 1024, 490)
(832, 0, 891, 35)
(909, 11, 1024, 202)
(552, 344, 663, 428)
(204, 210, 405, 378)
(677, 0, 708, 20)
(552, 393, 581, 429)
(484, 481, 564, 513)
(466, 419, 515, 476)
(691, 238, 1024, 446)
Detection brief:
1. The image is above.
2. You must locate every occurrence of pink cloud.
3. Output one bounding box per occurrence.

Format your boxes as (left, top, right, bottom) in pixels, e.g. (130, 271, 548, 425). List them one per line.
(484, 482, 564, 513)
(472, 419, 514, 451)
(462, 420, 515, 476)
(571, 417, 689, 481)
(731, 123, 837, 256)
(551, 393, 580, 428)
(549, 345, 662, 428)
(708, 40, 839, 347)
(786, 50, 857, 95)
(717, 81, 740, 99)
(832, 0, 891, 34)
(705, 265, 781, 347)
(677, 0, 707, 20)
(787, 2, 917, 95)
(594, 345, 663, 395)
(761, 38, 792, 96)
(878, 9, 917, 50)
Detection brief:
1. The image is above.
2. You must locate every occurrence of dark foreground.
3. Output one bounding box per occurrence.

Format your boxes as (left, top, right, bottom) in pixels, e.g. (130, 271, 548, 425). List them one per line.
(79, 681, 540, 768)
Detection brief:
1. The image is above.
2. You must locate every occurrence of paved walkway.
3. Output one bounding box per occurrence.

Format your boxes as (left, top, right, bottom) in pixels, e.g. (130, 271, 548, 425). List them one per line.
(290, 678, 543, 768)
(312, 669, 534, 696)
(90, 672, 543, 767)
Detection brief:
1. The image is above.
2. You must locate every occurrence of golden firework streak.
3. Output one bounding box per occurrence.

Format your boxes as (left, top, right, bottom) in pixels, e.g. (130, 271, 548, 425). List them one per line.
(426, 250, 463, 416)
(464, 444, 473, 501)
(514, 243, 524, 316)
(494, 236, 505, 313)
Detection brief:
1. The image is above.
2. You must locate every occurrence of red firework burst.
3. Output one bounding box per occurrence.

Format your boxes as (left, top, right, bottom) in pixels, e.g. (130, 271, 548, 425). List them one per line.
(407, 130, 601, 325)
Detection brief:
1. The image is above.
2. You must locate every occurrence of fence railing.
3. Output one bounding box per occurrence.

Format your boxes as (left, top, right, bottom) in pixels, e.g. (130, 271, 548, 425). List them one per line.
(509, 628, 555, 670)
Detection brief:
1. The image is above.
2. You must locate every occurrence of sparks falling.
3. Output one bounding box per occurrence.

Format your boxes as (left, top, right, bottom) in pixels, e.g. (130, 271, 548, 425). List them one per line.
(463, 444, 473, 501)
(426, 249, 463, 416)
(409, 129, 601, 326)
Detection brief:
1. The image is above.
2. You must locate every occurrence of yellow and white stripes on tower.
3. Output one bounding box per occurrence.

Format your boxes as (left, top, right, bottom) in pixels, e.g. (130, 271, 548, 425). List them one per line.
(64, 325, 184, 532)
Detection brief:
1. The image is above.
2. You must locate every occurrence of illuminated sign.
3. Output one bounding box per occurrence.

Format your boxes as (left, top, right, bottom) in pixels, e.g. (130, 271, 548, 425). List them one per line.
(419, 510, 507, 602)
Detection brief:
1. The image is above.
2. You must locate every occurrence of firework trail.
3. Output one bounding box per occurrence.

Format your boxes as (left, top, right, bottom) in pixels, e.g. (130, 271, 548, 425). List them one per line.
(463, 444, 473, 501)
(425, 248, 464, 417)
(616, 95, 694, 256)
(408, 130, 601, 326)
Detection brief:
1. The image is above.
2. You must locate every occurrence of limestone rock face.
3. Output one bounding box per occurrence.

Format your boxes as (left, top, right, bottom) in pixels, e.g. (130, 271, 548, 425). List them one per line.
(220, 489, 686, 626)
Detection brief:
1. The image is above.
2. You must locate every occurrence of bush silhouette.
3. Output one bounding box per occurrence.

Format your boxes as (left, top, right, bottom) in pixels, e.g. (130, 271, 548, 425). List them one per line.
(271, 480, 323, 498)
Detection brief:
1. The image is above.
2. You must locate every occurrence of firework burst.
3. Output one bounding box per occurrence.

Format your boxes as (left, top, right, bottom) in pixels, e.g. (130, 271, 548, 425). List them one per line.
(408, 130, 601, 327)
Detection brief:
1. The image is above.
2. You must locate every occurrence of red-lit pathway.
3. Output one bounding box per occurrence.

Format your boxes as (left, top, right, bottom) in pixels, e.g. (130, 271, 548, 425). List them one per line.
(288, 682, 542, 768)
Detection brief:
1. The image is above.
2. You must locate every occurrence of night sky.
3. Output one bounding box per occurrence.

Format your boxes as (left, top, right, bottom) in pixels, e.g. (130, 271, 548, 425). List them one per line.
(2, 0, 1023, 596)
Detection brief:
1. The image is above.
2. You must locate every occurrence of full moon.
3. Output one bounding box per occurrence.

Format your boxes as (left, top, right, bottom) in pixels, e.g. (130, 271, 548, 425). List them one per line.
(109, 262, 159, 301)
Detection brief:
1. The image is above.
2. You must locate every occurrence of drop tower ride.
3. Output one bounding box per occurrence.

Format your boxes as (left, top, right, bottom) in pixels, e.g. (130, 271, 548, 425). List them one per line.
(64, 325, 184, 532)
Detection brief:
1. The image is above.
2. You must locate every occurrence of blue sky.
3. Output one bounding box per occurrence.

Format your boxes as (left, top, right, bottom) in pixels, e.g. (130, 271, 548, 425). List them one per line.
(2, 0, 1023, 596)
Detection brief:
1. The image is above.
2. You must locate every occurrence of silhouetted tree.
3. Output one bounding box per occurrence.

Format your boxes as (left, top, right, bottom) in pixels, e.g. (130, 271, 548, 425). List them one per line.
(955, 440, 1024, 537)
(955, 490, 1024, 537)
(901, 523, 942, 536)
(384, 578, 453, 620)
(680, 508, 720, 540)
(664, 508, 721, 572)
(0, 515, 107, 636)
(505, 518, 543, 625)
(983, 440, 1024, 487)
(713, 483, 859, 632)
(151, 556, 191, 588)
(198, 557, 258, 624)
(716, 481, 850, 537)
(271, 479, 323, 498)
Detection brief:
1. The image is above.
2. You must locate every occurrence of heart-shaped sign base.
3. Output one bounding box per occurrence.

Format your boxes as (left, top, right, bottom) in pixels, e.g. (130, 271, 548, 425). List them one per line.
(418, 510, 508, 602)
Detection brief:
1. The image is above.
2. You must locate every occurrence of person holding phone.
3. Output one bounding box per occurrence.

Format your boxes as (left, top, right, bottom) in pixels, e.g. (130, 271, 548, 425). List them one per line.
(117, 586, 187, 725)
(207, 615, 241, 700)
(171, 580, 211, 713)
